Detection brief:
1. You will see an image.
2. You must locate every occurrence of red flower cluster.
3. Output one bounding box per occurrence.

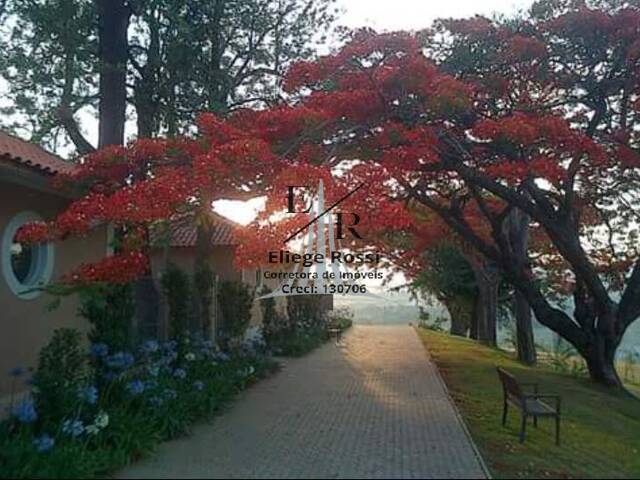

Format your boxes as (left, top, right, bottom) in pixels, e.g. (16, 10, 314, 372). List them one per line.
(63, 250, 149, 285)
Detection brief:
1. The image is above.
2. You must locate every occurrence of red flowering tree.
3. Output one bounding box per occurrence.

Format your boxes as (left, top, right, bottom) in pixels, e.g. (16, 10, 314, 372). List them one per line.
(247, 2, 639, 386)
(21, 1, 640, 387)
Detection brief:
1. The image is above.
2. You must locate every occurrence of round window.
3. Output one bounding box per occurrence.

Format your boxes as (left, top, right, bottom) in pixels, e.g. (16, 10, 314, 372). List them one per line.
(2, 212, 54, 299)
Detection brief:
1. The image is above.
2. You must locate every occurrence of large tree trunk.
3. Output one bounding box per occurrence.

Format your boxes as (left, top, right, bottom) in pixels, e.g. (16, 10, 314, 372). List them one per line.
(133, 9, 161, 138)
(581, 335, 622, 387)
(96, 0, 130, 147)
(506, 208, 537, 365)
(514, 291, 537, 364)
(471, 260, 499, 346)
(444, 299, 469, 337)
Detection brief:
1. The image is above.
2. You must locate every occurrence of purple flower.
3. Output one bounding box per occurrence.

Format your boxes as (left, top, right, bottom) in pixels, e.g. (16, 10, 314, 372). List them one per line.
(13, 400, 37, 423)
(9, 366, 26, 377)
(145, 379, 158, 390)
(33, 434, 55, 452)
(173, 368, 187, 379)
(163, 388, 177, 400)
(62, 419, 84, 437)
(90, 343, 109, 358)
(163, 340, 177, 351)
(106, 352, 135, 370)
(141, 340, 159, 354)
(126, 380, 145, 395)
(147, 365, 160, 377)
(77, 386, 98, 405)
(102, 371, 119, 382)
(215, 352, 230, 362)
(148, 396, 163, 407)
(193, 380, 205, 391)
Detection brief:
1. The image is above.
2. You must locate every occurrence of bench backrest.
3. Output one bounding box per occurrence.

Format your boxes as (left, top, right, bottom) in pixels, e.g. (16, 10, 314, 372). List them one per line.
(496, 367, 524, 400)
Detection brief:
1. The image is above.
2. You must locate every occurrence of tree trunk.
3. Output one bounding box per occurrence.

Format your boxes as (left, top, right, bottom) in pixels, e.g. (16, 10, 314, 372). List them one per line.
(471, 260, 499, 346)
(96, 0, 130, 147)
(444, 300, 468, 337)
(581, 335, 622, 387)
(194, 197, 216, 337)
(133, 9, 161, 138)
(514, 291, 537, 364)
(506, 208, 537, 365)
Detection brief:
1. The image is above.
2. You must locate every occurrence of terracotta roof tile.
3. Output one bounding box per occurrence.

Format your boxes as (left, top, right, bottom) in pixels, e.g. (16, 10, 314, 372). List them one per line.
(150, 212, 238, 248)
(0, 130, 75, 175)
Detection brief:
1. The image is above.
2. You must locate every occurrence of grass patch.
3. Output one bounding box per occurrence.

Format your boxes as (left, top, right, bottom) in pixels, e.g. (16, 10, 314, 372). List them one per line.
(416, 328, 640, 479)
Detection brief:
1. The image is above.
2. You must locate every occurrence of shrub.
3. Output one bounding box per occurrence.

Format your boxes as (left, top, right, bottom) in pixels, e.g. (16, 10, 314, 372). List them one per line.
(0, 331, 277, 479)
(326, 307, 354, 331)
(32, 329, 88, 426)
(259, 286, 290, 344)
(218, 281, 253, 341)
(79, 284, 134, 350)
(161, 263, 194, 338)
(263, 295, 333, 357)
(194, 263, 215, 335)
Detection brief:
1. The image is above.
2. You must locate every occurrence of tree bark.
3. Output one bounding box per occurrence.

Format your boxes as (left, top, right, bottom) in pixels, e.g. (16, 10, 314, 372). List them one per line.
(133, 8, 161, 138)
(471, 260, 499, 346)
(444, 299, 469, 337)
(95, 0, 130, 147)
(194, 194, 217, 337)
(514, 291, 537, 364)
(581, 335, 622, 387)
(506, 208, 537, 365)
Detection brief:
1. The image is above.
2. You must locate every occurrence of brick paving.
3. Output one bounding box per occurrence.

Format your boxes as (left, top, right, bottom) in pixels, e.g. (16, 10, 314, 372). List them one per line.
(117, 325, 487, 479)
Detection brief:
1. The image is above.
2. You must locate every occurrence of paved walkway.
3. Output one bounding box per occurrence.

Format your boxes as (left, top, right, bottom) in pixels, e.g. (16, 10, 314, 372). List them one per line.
(117, 325, 487, 479)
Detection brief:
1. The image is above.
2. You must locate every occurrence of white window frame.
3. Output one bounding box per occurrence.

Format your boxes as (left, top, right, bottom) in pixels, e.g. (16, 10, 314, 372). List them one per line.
(1, 211, 55, 300)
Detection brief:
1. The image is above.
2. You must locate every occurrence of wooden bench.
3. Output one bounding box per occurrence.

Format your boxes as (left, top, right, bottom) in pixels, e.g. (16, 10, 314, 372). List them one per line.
(327, 326, 342, 342)
(496, 367, 561, 445)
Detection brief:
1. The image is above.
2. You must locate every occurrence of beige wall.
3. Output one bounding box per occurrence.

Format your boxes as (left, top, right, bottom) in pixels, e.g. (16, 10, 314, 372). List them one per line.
(0, 181, 107, 394)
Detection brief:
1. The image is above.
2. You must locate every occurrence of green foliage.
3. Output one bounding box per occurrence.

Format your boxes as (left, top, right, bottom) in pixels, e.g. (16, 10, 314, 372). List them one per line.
(1, 331, 278, 478)
(538, 336, 589, 378)
(161, 263, 193, 337)
(259, 285, 287, 344)
(218, 280, 253, 340)
(194, 262, 214, 335)
(326, 306, 354, 331)
(267, 328, 329, 357)
(32, 329, 88, 426)
(79, 284, 134, 350)
(417, 307, 446, 332)
(411, 244, 477, 331)
(0, 0, 337, 151)
(264, 295, 332, 357)
(287, 294, 325, 327)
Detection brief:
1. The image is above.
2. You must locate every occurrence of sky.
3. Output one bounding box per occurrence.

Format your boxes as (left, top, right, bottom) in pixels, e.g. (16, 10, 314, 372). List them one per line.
(336, 0, 534, 31)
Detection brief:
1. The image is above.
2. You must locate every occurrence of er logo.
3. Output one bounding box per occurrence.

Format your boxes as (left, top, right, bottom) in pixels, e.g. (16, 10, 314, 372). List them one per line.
(284, 182, 364, 243)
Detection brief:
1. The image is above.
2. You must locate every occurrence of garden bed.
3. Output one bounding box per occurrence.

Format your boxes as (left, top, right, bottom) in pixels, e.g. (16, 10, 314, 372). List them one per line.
(0, 330, 278, 479)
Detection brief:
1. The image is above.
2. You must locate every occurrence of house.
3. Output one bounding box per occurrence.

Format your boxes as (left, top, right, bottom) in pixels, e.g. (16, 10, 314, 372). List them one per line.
(0, 131, 108, 396)
(148, 211, 287, 342)
(148, 212, 334, 343)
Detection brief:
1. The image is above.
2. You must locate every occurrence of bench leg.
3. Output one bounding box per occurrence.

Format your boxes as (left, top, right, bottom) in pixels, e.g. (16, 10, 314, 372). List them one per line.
(555, 416, 560, 446)
(502, 401, 508, 426)
(533, 416, 538, 428)
(519, 414, 527, 443)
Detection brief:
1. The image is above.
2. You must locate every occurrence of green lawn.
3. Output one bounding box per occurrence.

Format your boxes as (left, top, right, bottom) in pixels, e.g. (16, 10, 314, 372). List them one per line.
(416, 328, 640, 479)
